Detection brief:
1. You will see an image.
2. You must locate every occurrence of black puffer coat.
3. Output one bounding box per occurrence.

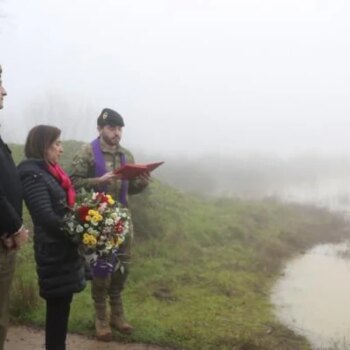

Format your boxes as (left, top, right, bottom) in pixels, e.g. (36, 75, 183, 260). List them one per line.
(0, 136, 22, 236)
(18, 159, 86, 299)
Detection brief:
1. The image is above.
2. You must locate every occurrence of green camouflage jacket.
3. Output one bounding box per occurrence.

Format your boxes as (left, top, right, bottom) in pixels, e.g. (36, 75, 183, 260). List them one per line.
(70, 137, 147, 203)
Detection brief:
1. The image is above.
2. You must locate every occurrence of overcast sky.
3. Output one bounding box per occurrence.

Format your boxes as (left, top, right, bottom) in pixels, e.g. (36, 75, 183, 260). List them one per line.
(0, 0, 350, 156)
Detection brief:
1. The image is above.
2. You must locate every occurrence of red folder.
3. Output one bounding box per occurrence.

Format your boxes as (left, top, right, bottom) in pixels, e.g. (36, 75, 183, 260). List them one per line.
(114, 161, 164, 180)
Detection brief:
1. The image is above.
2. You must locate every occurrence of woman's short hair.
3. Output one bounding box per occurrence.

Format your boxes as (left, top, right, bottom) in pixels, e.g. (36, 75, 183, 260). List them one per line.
(24, 125, 61, 160)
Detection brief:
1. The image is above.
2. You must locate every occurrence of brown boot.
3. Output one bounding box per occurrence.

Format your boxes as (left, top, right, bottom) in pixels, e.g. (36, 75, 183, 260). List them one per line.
(94, 302, 113, 341)
(110, 297, 134, 334)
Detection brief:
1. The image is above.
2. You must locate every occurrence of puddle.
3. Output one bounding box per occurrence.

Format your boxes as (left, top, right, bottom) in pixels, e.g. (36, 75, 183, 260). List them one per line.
(271, 242, 350, 349)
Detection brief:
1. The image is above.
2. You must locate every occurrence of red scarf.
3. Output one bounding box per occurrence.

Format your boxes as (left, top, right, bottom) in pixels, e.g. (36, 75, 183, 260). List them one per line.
(47, 163, 76, 207)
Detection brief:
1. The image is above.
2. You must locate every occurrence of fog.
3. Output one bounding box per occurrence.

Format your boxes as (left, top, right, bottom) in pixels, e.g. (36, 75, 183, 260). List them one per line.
(2, 0, 350, 210)
(1, 0, 350, 158)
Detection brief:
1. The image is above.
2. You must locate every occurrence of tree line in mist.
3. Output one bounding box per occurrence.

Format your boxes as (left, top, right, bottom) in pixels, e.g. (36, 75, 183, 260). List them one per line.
(10, 138, 350, 203)
(146, 153, 350, 200)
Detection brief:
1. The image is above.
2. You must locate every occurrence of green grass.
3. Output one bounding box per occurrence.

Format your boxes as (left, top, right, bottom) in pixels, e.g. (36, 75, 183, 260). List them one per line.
(9, 141, 348, 349)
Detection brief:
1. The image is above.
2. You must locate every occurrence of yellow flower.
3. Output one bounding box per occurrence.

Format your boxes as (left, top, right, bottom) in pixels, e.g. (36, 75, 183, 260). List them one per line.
(90, 218, 99, 226)
(106, 195, 115, 205)
(116, 237, 124, 246)
(90, 213, 103, 225)
(83, 233, 97, 246)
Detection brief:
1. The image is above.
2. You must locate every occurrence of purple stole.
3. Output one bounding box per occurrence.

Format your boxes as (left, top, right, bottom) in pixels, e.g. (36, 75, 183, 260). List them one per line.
(91, 138, 128, 206)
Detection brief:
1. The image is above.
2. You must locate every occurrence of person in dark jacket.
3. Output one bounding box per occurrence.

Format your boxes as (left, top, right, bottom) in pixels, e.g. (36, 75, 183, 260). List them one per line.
(18, 125, 86, 350)
(0, 64, 29, 350)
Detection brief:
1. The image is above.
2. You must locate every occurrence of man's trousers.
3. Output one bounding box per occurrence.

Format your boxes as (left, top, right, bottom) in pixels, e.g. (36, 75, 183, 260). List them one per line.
(0, 245, 16, 350)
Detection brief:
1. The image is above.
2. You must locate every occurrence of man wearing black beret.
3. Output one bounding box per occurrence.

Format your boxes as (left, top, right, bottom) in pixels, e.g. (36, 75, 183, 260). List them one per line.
(70, 108, 149, 341)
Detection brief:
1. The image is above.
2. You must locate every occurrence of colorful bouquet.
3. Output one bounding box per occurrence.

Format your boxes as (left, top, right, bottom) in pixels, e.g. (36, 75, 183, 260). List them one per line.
(64, 190, 131, 277)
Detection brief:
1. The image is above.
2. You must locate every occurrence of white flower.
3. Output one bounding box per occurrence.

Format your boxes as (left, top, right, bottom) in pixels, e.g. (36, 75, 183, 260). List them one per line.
(76, 225, 84, 233)
(105, 218, 114, 226)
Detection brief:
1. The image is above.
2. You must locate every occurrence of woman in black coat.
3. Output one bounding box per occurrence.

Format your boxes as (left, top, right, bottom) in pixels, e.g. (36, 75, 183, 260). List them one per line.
(18, 125, 85, 350)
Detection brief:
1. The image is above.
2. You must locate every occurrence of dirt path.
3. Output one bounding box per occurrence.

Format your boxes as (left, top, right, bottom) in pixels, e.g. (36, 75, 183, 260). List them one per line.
(6, 325, 172, 350)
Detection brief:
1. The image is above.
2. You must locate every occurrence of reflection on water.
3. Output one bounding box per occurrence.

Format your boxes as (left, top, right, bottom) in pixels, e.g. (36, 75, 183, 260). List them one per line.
(271, 242, 350, 349)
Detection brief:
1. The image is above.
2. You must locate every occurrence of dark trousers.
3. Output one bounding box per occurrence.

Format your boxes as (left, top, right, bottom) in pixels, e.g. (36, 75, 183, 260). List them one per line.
(91, 232, 132, 304)
(45, 294, 73, 350)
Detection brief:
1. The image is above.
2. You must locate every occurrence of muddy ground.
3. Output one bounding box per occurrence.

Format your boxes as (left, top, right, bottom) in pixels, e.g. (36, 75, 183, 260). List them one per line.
(6, 325, 173, 350)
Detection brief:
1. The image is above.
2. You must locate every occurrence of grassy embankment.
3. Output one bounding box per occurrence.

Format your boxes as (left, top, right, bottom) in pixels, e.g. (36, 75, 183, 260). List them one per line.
(9, 142, 349, 350)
